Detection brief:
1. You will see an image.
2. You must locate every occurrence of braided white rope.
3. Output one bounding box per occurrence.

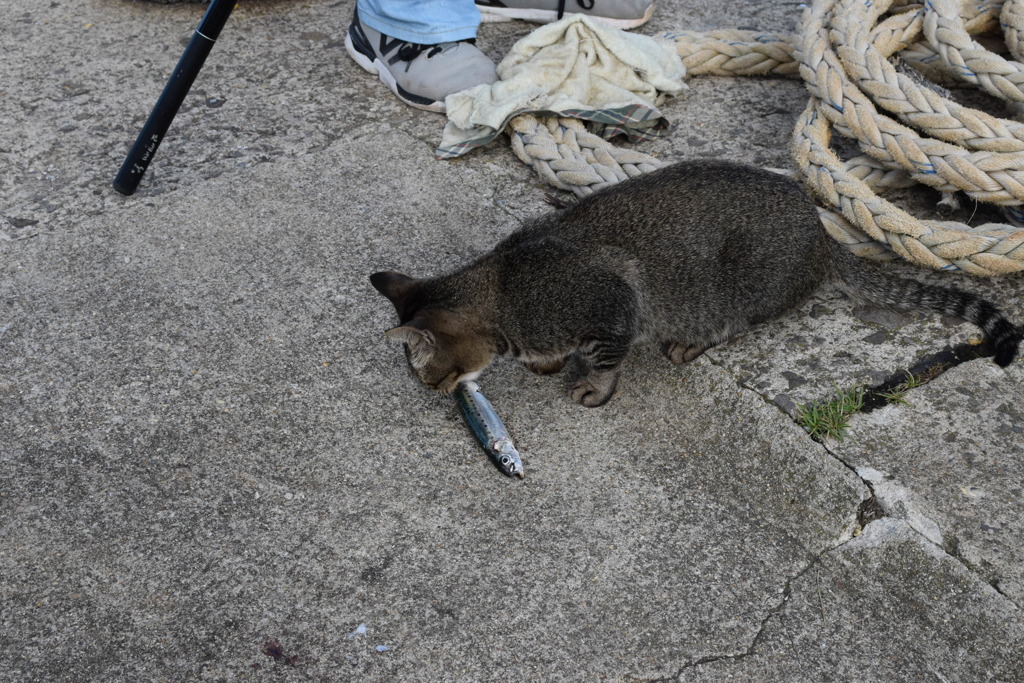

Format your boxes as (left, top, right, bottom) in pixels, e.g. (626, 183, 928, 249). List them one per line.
(801, 0, 1024, 205)
(923, 0, 1024, 100)
(1003, 0, 1024, 62)
(503, 0, 1024, 274)
(664, 29, 798, 77)
(507, 115, 665, 195)
(795, 102, 1024, 274)
(832, 0, 1024, 152)
(795, 0, 1024, 274)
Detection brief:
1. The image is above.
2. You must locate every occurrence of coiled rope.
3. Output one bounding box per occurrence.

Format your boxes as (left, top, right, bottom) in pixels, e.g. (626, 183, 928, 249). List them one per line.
(505, 0, 1024, 275)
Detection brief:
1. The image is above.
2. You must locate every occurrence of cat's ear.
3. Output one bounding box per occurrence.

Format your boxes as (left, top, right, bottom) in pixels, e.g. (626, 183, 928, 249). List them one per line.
(384, 323, 436, 367)
(370, 271, 417, 309)
(384, 324, 435, 347)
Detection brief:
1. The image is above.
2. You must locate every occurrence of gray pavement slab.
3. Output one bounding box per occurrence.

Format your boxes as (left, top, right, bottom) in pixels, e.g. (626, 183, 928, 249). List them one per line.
(683, 519, 1024, 682)
(2, 0, 1024, 681)
(3, 125, 865, 681)
(832, 361, 1024, 604)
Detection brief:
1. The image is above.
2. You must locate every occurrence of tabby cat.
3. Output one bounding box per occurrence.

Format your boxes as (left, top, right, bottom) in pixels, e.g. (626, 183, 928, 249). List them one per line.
(371, 161, 1021, 407)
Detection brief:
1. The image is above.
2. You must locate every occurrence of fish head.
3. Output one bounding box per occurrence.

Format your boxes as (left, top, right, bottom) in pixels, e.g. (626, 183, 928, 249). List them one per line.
(493, 440, 525, 479)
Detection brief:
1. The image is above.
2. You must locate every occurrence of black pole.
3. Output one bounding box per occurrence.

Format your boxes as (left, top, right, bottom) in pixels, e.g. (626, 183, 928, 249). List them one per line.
(113, 0, 236, 196)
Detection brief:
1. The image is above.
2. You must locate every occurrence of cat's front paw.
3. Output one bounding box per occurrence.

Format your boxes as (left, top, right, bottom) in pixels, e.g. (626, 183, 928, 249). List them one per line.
(568, 374, 619, 407)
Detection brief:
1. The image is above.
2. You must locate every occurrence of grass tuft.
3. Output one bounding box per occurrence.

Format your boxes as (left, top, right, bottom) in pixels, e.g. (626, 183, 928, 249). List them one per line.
(874, 365, 943, 408)
(796, 385, 865, 441)
(877, 371, 922, 406)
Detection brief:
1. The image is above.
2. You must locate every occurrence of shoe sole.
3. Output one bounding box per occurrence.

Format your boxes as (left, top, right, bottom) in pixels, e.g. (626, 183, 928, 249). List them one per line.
(477, 2, 655, 29)
(344, 33, 446, 113)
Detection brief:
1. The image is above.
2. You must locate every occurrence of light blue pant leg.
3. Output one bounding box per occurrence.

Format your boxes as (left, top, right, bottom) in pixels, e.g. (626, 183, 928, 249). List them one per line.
(357, 0, 481, 44)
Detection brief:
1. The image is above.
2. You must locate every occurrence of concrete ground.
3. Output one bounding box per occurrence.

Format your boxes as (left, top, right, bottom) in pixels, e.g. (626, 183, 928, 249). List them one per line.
(1, 0, 1022, 680)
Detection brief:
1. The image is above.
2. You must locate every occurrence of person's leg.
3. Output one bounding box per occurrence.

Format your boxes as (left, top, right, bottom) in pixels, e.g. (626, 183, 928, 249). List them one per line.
(476, 0, 655, 29)
(359, 0, 480, 43)
(345, 1, 497, 113)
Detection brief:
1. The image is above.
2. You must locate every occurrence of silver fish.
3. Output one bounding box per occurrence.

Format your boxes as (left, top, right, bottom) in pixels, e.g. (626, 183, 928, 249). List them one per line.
(454, 381, 525, 479)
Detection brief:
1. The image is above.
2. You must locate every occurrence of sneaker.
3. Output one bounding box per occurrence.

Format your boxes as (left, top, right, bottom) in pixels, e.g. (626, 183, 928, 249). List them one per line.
(476, 0, 655, 29)
(345, 9, 498, 113)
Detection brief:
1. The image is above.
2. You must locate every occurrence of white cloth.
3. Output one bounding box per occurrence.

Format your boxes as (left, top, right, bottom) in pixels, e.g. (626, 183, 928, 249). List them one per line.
(436, 15, 687, 158)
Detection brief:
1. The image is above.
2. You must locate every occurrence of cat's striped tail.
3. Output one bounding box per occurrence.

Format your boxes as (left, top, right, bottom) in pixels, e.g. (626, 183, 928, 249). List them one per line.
(830, 242, 1022, 367)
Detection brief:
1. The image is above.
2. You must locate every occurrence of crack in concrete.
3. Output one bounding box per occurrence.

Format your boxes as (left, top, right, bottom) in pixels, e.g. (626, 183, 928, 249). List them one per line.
(839, 460, 1019, 611)
(819, 413, 1020, 610)
(940, 537, 1019, 608)
(492, 199, 529, 225)
(859, 342, 991, 413)
(650, 511, 1019, 680)
(656, 357, 1023, 679)
(642, 544, 842, 682)
(824, 429, 1021, 610)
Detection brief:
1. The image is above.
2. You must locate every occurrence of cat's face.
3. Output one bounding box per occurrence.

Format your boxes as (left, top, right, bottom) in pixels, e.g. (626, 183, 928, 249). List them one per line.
(371, 271, 494, 393)
(385, 320, 492, 394)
